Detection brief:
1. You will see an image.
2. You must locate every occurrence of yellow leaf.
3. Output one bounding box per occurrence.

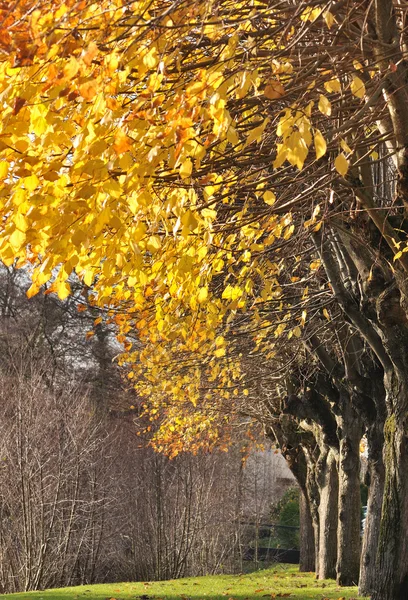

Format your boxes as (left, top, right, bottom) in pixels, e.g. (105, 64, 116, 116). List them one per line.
(181, 209, 198, 231)
(32, 115, 49, 136)
(79, 80, 98, 100)
(180, 158, 193, 179)
(201, 208, 217, 219)
(264, 80, 285, 99)
(26, 282, 41, 298)
(63, 56, 80, 79)
(334, 153, 349, 176)
(246, 118, 269, 146)
(324, 78, 341, 93)
(323, 308, 330, 320)
(86, 331, 95, 339)
(323, 11, 335, 28)
(214, 347, 226, 357)
(143, 46, 159, 69)
(263, 191, 276, 205)
(318, 95, 331, 116)
(24, 174, 39, 192)
(197, 287, 208, 303)
(83, 41, 99, 66)
(310, 259, 321, 271)
(56, 281, 71, 301)
(14, 212, 29, 232)
(350, 74, 365, 99)
(314, 129, 327, 159)
(222, 285, 243, 301)
(114, 129, 132, 154)
(146, 235, 161, 252)
(0, 161, 8, 180)
(9, 229, 26, 250)
(300, 7, 322, 22)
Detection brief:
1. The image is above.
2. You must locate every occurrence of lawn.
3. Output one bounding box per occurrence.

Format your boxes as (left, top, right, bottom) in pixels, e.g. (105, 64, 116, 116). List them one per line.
(0, 566, 367, 600)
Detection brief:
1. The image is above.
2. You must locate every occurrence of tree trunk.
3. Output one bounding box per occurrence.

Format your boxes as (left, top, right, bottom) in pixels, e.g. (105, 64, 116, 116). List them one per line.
(336, 408, 362, 586)
(304, 450, 320, 578)
(372, 412, 408, 600)
(359, 421, 385, 597)
(359, 459, 385, 595)
(299, 491, 315, 572)
(317, 450, 338, 580)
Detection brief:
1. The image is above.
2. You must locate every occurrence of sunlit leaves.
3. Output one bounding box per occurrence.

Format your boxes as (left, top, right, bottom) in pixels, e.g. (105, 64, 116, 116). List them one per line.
(350, 75, 365, 98)
(334, 153, 350, 176)
(0, 0, 380, 453)
(318, 95, 332, 116)
(0, 161, 8, 179)
(314, 129, 327, 159)
(264, 80, 285, 99)
(180, 158, 193, 179)
(263, 191, 276, 206)
(324, 78, 341, 93)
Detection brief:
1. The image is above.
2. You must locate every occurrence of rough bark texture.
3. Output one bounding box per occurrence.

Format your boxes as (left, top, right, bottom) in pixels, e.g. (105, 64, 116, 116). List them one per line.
(317, 450, 338, 580)
(336, 405, 362, 586)
(359, 457, 385, 596)
(299, 491, 315, 573)
(373, 401, 408, 600)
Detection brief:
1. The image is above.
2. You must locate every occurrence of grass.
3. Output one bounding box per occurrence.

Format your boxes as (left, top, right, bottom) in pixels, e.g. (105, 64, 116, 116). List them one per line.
(0, 565, 367, 600)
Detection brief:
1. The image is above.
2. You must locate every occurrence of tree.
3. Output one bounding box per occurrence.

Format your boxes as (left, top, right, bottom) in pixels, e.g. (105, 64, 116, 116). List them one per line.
(2, 2, 408, 598)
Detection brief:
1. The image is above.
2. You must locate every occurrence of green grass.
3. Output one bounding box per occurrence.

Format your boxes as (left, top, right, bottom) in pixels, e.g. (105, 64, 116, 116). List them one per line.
(0, 566, 367, 600)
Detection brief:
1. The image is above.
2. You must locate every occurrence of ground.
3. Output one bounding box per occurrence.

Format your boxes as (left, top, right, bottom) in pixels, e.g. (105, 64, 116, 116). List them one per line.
(1, 566, 367, 600)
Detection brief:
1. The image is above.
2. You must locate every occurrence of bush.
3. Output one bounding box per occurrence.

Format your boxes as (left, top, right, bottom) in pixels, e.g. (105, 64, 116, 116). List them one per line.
(270, 488, 300, 549)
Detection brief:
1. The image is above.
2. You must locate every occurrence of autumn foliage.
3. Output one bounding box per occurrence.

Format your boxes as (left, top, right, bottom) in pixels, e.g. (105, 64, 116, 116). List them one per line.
(0, 1, 374, 450)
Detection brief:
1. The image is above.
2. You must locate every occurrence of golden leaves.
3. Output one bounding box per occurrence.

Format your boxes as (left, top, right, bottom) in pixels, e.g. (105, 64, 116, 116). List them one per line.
(264, 80, 285, 99)
(245, 118, 269, 146)
(324, 78, 341, 93)
(197, 287, 208, 303)
(334, 153, 349, 176)
(114, 129, 132, 154)
(79, 80, 98, 100)
(263, 191, 276, 206)
(82, 41, 99, 66)
(0, 0, 381, 456)
(63, 56, 80, 79)
(24, 174, 39, 192)
(314, 129, 327, 159)
(9, 228, 26, 250)
(0, 161, 8, 179)
(180, 158, 193, 179)
(318, 94, 331, 116)
(323, 11, 335, 29)
(350, 74, 365, 98)
(222, 285, 243, 301)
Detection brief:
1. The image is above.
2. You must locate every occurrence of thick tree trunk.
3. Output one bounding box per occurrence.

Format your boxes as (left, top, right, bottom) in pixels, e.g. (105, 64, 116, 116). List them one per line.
(304, 453, 320, 578)
(359, 417, 385, 596)
(299, 491, 315, 572)
(317, 450, 338, 580)
(336, 409, 362, 586)
(372, 414, 408, 600)
(359, 458, 385, 595)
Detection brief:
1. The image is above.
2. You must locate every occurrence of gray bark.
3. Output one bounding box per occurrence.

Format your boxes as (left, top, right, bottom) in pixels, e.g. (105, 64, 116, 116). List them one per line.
(299, 491, 315, 572)
(336, 405, 362, 586)
(317, 449, 338, 580)
(372, 384, 408, 600)
(359, 456, 385, 596)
